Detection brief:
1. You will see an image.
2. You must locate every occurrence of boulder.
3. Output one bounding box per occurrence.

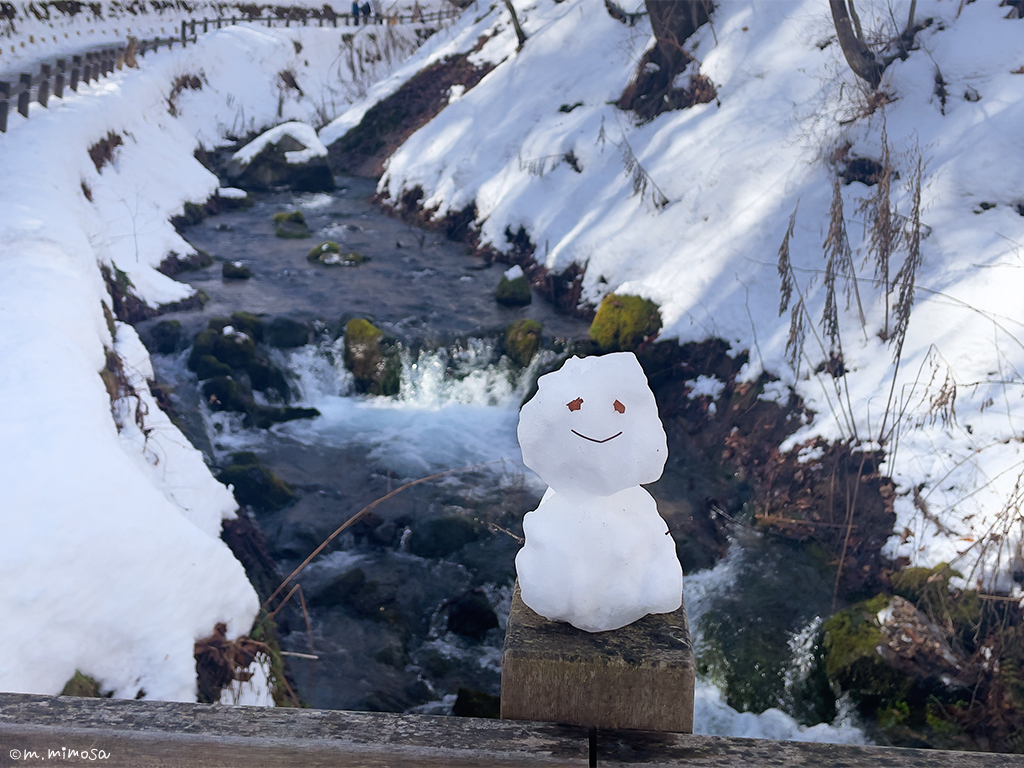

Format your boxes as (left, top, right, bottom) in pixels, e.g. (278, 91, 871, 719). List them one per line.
(446, 590, 499, 640)
(222, 260, 252, 279)
(343, 318, 401, 396)
(227, 122, 335, 193)
(589, 294, 662, 352)
(273, 210, 311, 239)
(504, 319, 542, 367)
(266, 317, 311, 348)
(145, 320, 181, 354)
(307, 241, 363, 265)
(407, 516, 480, 559)
(217, 454, 295, 513)
(495, 264, 531, 306)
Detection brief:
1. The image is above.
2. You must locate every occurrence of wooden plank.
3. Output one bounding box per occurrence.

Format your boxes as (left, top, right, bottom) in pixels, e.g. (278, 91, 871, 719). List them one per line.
(0, 693, 1020, 767)
(501, 583, 694, 733)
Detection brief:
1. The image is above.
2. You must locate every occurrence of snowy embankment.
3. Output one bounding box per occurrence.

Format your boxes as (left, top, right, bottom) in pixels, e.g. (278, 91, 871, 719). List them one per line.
(323, 0, 1024, 591)
(0, 20, 431, 700)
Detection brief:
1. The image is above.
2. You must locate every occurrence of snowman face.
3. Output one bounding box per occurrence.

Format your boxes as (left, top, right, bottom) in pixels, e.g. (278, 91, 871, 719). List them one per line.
(518, 352, 667, 495)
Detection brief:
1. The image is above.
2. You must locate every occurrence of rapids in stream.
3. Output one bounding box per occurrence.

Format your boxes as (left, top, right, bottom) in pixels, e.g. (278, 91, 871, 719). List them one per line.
(141, 176, 867, 743)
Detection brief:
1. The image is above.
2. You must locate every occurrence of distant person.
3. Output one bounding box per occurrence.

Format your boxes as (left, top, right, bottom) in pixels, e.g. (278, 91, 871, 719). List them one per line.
(411, 1, 422, 22)
(361, 1, 371, 24)
(351, 0, 360, 23)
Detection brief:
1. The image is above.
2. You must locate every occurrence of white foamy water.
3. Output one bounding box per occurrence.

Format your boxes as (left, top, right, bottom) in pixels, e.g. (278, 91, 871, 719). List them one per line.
(234, 338, 556, 481)
(685, 542, 869, 744)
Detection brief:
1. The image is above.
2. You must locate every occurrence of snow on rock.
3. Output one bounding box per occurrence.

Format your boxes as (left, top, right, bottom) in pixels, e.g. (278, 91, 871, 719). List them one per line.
(0, 20, 425, 700)
(353, 0, 1024, 589)
(231, 121, 328, 167)
(218, 187, 248, 199)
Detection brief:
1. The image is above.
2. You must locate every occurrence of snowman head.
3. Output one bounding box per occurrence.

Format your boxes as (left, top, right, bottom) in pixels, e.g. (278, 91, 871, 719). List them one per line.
(518, 352, 667, 496)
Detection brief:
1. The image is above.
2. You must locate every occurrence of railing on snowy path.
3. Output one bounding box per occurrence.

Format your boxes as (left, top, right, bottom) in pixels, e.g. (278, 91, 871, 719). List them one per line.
(1, 692, 1022, 767)
(0, 6, 460, 134)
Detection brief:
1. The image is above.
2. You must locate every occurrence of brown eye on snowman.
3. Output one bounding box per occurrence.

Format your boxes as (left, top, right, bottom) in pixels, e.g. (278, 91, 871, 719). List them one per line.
(566, 397, 583, 412)
(614, 399, 625, 414)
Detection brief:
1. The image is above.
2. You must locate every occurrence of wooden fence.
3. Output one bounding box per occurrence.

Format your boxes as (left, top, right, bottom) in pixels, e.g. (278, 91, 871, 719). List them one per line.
(0, 6, 460, 133)
(1, 692, 1022, 767)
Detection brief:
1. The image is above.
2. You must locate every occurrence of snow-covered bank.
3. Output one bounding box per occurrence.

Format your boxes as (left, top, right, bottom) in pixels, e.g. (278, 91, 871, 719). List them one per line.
(325, 0, 1024, 590)
(0, 20, 431, 700)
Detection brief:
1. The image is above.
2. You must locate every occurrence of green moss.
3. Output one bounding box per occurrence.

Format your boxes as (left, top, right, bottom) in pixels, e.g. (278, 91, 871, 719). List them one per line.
(307, 241, 363, 265)
(343, 318, 401, 396)
(201, 376, 250, 412)
(247, 361, 289, 397)
(60, 671, 103, 698)
(218, 461, 295, 512)
(230, 312, 265, 342)
(495, 274, 531, 307)
(249, 617, 302, 708)
(504, 319, 542, 368)
(272, 210, 306, 225)
(822, 593, 890, 681)
(194, 354, 233, 380)
(148, 320, 181, 354)
(589, 294, 662, 352)
(246, 405, 320, 429)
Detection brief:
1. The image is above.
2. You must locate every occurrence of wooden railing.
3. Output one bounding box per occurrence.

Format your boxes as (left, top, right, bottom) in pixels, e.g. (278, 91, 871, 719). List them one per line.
(0, 692, 1021, 767)
(0, 6, 460, 134)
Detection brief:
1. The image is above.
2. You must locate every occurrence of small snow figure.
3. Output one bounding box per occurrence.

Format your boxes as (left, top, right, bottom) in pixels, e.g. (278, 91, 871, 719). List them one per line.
(515, 352, 682, 632)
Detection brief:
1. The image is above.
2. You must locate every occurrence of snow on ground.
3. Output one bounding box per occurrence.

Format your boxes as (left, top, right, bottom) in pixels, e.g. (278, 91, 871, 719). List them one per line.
(0, 19, 430, 700)
(334, 0, 1024, 591)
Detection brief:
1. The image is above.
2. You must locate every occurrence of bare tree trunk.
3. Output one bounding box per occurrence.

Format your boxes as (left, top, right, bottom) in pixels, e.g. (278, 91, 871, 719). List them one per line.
(503, 0, 528, 50)
(829, 0, 882, 88)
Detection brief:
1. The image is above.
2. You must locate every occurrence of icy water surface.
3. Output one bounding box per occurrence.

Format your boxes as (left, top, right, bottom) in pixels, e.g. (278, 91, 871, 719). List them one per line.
(145, 177, 866, 742)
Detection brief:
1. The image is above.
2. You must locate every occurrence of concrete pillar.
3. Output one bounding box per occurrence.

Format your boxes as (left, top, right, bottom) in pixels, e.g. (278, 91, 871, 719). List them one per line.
(37, 64, 50, 107)
(501, 583, 695, 733)
(17, 74, 30, 117)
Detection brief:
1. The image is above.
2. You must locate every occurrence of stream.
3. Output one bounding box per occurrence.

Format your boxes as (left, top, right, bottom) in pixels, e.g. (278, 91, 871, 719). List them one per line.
(140, 176, 867, 742)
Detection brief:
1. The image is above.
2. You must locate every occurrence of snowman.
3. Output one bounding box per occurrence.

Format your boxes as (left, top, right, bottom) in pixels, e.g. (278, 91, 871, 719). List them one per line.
(515, 352, 683, 632)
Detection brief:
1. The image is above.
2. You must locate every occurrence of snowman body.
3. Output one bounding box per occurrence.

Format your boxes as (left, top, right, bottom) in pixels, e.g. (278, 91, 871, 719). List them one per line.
(515, 352, 683, 632)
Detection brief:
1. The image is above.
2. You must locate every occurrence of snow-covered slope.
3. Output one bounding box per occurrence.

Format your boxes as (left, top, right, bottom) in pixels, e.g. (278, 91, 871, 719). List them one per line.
(0, 20, 430, 701)
(327, 0, 1024, 591)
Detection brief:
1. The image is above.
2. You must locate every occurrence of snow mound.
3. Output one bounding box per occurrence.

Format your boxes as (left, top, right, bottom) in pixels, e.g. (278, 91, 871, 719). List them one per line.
(232, 121, 328, 167)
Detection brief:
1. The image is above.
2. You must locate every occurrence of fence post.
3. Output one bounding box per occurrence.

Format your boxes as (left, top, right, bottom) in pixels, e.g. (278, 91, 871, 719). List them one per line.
(332, 15, 337, 27)
(181, 20, 186, 46)
(0, 82, 8, 132)
(71, 55, 81, 90)
(54, 59, 65, 98)
(17, 73, 31, 117)
(216, 17, 221, 28)
(203, 17, 208, 32)
(37, 64, 50, 107)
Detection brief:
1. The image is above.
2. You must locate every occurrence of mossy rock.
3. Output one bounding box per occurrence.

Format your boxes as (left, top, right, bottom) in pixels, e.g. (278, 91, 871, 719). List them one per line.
(275, 222, 311, 239)
(504, 319, 542, 368)
(60, 671, 104, 698)
(589, 294, 662, 352)
(201, 376, 250, 412)
(407, 516, 480, 559)
(266, 317, 311, 348)
(247, 361, 289, 398)
(218, 460, 295, 512)
(146, 320, 181, 354)
(822, 593, 921, 715)
(194, 354, 233, 381)
(307, 241, 364, 265)
(495, 274, 531, 306)
(188, 327, 257, 372)
(222, 260, 253, 279)
(273, 210, 306, 225)
(343, 318, 401, 396)
(308, 568, 400, 624)
(245, 405, 320, 429)
(230, 311, 265, 342)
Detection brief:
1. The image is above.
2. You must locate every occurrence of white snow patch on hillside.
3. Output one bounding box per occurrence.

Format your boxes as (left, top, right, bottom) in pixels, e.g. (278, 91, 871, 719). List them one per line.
(364, 0, 1024, 592)
(0, 20, 424, 701)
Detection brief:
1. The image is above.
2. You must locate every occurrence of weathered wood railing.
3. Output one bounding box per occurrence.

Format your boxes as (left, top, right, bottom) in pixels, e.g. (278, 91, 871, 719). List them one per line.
(0, 6, 460, 133)
(0, 692, 1021, 767)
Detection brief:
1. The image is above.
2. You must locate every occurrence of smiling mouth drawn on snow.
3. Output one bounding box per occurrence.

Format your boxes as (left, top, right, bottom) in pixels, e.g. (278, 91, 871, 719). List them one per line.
(517, 353, 667, 497)
(567, 396, 626, 443)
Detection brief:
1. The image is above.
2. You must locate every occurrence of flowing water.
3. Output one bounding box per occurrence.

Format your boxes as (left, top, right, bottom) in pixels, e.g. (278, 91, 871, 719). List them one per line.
(143, 177, 867, 742)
